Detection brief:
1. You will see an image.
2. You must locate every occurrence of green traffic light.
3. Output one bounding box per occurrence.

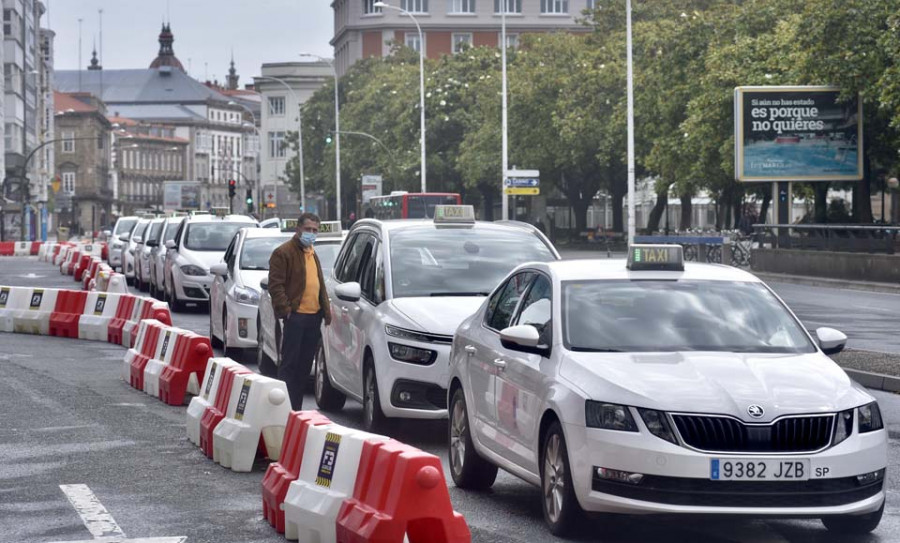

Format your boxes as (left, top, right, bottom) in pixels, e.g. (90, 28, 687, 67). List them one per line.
(246, 198, 253, 205)
(325, 136, 333, 144)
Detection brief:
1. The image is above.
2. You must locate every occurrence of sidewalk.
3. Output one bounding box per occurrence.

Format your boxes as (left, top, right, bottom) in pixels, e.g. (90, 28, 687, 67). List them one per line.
(833, 349, 900, 393)
(752, 271, 900, 295)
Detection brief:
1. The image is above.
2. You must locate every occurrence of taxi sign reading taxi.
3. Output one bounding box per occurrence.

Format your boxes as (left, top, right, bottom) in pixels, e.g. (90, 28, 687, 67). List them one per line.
(318, 220, 342, 237)
(434, 205, 476, 224)
(280, 218, 298, 232)
(627, 244, 684, 271)
(211, 206, 229, 218)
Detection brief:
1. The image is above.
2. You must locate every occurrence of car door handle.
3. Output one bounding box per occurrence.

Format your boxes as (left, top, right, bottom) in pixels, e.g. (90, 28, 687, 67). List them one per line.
(464, 345, 477, 355)
(493, 358, 507, 369)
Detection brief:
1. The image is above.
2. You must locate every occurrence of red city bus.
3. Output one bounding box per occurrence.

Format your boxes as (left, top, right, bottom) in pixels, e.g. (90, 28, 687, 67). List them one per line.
(364, 192, 462, 220)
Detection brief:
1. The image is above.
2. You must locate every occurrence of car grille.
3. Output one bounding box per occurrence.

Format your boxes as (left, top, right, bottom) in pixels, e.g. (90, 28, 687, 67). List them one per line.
(592, 472, 883, 508)
(672, 414, 833, 453)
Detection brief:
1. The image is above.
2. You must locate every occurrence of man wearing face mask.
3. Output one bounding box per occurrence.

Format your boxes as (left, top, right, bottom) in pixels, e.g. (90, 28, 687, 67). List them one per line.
(267, 212, 332, 409)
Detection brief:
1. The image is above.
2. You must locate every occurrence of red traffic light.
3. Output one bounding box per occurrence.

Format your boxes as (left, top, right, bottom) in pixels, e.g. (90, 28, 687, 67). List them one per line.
(228, 179, 236, 187)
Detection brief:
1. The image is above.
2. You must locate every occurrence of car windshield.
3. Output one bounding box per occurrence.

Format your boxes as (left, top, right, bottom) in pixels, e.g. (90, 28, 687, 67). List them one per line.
(389, 226, 556, 298)
(315, 241, 342, 275)
(163, 221, 182, 243)
(146, 222, 163, 242)
(114, 219, 137, 235)
(240, 237, 290, 270)
(131, 222, 148, 240)
(563, 280, 816, 353)
(184, 222, 248, 251)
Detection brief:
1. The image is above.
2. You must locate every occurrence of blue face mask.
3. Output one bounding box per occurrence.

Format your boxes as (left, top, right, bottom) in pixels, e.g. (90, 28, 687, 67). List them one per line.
(299, 232, 317, 247)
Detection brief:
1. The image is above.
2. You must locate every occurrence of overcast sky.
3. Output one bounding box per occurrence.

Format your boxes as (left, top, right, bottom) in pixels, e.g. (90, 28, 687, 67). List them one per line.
(47, 0, 334, 84)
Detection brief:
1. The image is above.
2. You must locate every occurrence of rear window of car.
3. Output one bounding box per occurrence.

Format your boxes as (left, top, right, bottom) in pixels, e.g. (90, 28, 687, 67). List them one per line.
(184, 222, 248, 251)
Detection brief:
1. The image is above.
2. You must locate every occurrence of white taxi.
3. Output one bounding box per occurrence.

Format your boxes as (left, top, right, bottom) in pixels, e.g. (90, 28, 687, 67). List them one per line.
(447, 245, 887, 536)
(317, 206, 560, 432)
(256, 220, 346, 376)
(209, 227, 293, 358)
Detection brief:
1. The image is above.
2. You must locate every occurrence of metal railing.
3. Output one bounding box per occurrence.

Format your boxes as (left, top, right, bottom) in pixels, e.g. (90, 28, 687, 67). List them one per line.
(752, 224, 900, 255)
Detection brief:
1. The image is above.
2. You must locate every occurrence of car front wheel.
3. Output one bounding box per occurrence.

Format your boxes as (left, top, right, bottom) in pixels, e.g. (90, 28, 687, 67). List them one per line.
(541, 421, 582, 536)
(209, 308, 222, 349)
(314, 341, 346, 411)
(822, 503, 884, 534)
(363, 359, 387, 433)
(448, 387, 497, 490)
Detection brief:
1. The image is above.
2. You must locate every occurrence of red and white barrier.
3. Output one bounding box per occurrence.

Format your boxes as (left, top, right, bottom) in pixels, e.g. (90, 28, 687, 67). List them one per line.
(199, 363, 253, 458)
(336, 439, 471, 543)
(78, 292, 128, 341)
(48, 290, 88, 338)
(186, 358, 246, 447)
(262, 411, 333, 534)
(158, 331, 211, 406)
(13, 288, 60, 335)
(0, 286, 29, 332)
(212, 372, 291, 472)
(143, 327, 177, 398)
(282, 423, 388, 541)
(13, 241, 31, 256)
(123, 319, 165, 389)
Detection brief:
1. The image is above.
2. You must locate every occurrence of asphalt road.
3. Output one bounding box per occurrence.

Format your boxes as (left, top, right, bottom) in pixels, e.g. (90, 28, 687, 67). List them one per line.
(1, 256, 899, 543)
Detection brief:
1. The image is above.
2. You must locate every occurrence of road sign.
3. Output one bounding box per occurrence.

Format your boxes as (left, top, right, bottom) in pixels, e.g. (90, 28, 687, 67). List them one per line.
(504, 187, 540, 196)
(504, 178, 539, 188)
(506, 169, 540, 178)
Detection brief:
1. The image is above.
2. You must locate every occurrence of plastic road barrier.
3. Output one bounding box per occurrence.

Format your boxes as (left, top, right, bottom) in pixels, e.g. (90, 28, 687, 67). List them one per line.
(74, 253, 93, 281)
(212, 373, 291, 472)
(64, 250, 82, 276)
(48, 290, 88, 338)
(336, 439, 471, 543)
(199, 363, 252, 458)
(262, 411, 333, 534)
(37, 243, 52, 260)
(108, 296, 137, 345)
(127, 320, 165, 390)
(13, 288, 60, 335)
(81, 258, 103, 290)
(0, 286, 29, 332)
(0, 242, 13, 256)
(186, 358, 246, 447)
(158, 331, 211, 406)
(143, 326, 177, 398)
(121, 297, 172, 348)
(282, 423, 389, 541)
(107, 273, 128, 294)
(78, 292, 127, 341)
(14, 241, 31, 256)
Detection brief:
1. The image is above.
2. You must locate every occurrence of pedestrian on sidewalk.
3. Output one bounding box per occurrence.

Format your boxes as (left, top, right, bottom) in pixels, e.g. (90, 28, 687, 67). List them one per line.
(267, 212, 332, 409)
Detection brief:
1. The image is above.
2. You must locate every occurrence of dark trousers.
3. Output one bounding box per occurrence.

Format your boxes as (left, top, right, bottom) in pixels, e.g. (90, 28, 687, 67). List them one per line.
(279, 312, 322, 410)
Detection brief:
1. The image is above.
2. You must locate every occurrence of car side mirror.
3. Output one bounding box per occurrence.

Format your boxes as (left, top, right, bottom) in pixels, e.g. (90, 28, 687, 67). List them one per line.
(259, 277, 269, 291)
(210, 263, 228, 277)
(816, 327, 847, 355)
(146, 240, 158, 247)
(119, 235, 130, 242)
(500, 325, 550, 356)
(165, 240, 177, 250)
(335, 282, 361, 302)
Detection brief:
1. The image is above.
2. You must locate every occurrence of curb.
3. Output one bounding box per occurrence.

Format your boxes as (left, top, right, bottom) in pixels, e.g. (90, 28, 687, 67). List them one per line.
(842, 367, 900, 394)
(753, 272, 900, 295)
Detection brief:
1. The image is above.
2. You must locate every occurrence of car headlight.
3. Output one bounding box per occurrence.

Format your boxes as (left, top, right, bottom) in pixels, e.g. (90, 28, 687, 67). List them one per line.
(833, 409, 854, 445)
(385, 324, 432, 343)
(180, 264, 207, 276)
(585, 401, 637, 432)
(233, 285, 260, 305)
(858, 402, 883, 433)
(388, 342, 436, 365)
(637, 408, 677, 444)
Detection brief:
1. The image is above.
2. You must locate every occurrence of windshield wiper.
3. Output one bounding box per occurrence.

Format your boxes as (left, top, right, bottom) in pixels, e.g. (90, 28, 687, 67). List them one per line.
(429, 292, 490, 297)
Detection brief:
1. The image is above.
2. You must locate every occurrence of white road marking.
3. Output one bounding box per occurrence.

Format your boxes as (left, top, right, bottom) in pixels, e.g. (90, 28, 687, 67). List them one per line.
(18, 273, 44, 278)
(55, 484, 186, 543)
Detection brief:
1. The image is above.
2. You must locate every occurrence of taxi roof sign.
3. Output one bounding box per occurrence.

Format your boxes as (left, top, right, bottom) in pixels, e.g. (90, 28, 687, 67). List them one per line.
(318, 220, 342, 238)
(210, 207, 229, 218)
(627, 244, 684, 272)
(434, 205, 475, 224)
(280, 218, 298, 232)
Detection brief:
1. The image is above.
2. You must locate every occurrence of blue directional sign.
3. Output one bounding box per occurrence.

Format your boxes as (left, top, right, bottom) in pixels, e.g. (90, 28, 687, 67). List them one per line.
(504, 178, 539, 188)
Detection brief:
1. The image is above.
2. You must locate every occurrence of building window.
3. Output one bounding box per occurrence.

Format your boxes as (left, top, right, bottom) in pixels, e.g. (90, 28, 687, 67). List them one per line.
(362, 0, 382, 14)
(405, 32, 423, 53)
(62, 172, 76, 194)
(62, 131, 75, 153)
(452, 32, 472, 54)
(268, 131, 286, 158)
(540, 0, 568, 14)
(586, 0, 595, 8)
(501, 33, 519, 48)
(494, 0, 521, 13)
(401, 0, 428, 13)
(448, 0, 475, 13)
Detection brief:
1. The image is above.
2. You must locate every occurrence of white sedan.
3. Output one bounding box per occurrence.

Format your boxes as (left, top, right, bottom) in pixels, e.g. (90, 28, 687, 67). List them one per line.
(209, 228, 293, 359)
(447, 245, 887, 536)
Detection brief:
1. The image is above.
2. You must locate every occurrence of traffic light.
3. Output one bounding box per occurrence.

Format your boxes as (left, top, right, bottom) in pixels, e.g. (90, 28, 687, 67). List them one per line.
(325, 135, 333, 145)
(245, 188, 253, 209)
(228, 179, 236, 199)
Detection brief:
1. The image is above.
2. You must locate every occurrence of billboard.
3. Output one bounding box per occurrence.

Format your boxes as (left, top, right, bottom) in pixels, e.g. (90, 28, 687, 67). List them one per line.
(734, 86, 863, 182)
(361, 174, 383, 205)
(163, 181, 202, 210)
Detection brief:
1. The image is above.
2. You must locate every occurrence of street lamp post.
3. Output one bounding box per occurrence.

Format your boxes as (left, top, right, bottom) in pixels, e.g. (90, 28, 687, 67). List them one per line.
(299, 53, 342, 222)
(626, 0, 636, 245)
(255, 76, 307, 212)
(373, 1, 426, 194)
(501, 0, 509, 221)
